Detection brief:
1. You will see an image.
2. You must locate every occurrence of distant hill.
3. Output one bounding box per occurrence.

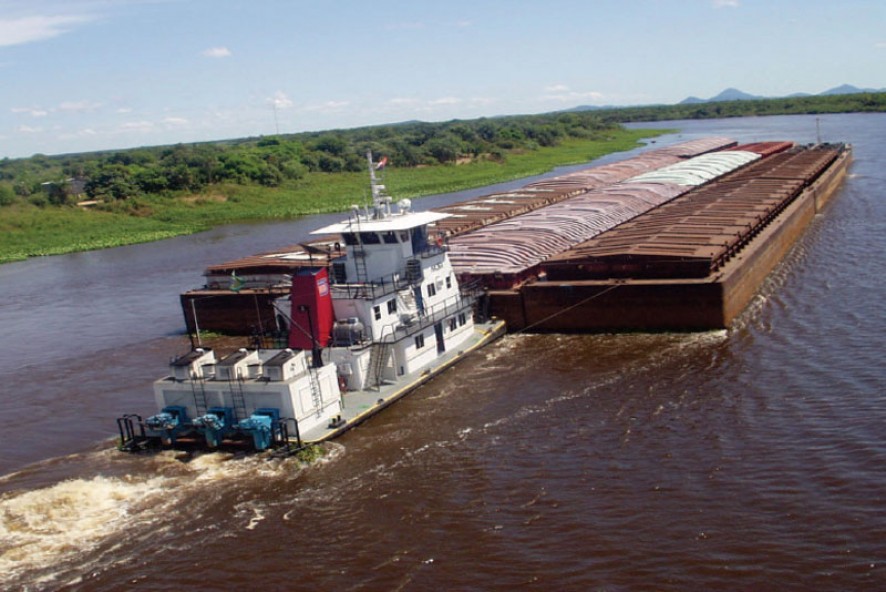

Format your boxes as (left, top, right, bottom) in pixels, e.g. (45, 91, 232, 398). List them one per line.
(678, 84, 885, 104)
(820, 83, 884, 95)
(687, 87, 765, 104)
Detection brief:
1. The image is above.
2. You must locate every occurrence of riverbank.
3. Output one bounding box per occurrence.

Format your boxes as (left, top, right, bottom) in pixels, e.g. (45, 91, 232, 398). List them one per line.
(0, 130, 666, 264)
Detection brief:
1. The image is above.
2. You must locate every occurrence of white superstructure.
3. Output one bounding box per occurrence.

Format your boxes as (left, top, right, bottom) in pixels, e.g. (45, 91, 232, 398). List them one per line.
(279, 152, 478, 392)
(123, 152, 493, 453)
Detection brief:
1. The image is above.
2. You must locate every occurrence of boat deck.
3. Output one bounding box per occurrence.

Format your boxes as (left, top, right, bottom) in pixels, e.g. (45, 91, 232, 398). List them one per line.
(299, 319, 506, 443)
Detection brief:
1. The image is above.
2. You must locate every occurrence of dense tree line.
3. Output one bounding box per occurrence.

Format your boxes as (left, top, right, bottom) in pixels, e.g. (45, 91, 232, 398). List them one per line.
(590, 91, 886, 124)
(0, 112, 615, 207)
(2, 91, 883, 209)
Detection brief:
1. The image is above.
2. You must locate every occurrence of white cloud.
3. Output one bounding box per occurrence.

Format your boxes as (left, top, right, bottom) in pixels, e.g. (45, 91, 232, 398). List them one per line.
(59, 128, 98, 140)
(268, 91, 293, 109)
(12, 101, 102, 118)
(544, 84, 571, 93)
(119, 121, 154, 132)
(116, 107, 133, 114)
(12, 106, 49, 117)
(468, 97, 496, 107)
(162, 117, 189, 127)
(202, 46, 232, 58)
(301, 100, 350, 113)
(429, 97, 462, 106)
(58, 100, 103, 112)
(17, 125, 43, 133)
(541, 89, 605, 103)
(0, 14, 94, 47)
(712, 0, 740, 7)
(875, 42, 886, 48)
(381, 96, 495, 116)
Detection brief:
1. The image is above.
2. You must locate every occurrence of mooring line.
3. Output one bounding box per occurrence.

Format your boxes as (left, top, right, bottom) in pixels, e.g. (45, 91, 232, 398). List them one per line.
(512, 282, 622, 335)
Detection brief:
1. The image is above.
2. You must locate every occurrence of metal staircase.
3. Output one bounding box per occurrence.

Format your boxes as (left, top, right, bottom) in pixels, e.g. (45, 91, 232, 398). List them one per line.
(396, 288, 418, 324)
(366, 341, 391, 389)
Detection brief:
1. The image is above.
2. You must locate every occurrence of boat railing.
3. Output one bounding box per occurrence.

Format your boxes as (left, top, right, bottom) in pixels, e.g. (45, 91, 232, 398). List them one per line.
(330, 249, 445, 300)
(385, 292, 476, 342)
(330, 269, 412, 300)
(341, 289, 475, 350)
(417, 243, 447, 258)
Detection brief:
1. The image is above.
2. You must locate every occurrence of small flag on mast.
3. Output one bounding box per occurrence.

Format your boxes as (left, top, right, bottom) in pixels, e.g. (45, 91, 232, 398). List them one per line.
(230, 271, 245, 292)
(375, 156, 388, 170)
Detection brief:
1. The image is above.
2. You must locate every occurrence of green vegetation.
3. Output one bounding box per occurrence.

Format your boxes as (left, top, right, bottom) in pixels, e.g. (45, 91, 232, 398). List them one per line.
(0, 112, 663, 264)
(590, 91, 886, 123)
(294, 444, 325, 464)
(4, 91, 879, 265)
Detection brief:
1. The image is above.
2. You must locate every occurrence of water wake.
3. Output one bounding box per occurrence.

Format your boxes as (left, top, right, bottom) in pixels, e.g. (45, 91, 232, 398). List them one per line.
(0, 449, 320, 589)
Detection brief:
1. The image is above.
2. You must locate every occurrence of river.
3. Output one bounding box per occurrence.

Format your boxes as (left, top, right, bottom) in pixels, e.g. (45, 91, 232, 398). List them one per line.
(1, 113, 884, 591)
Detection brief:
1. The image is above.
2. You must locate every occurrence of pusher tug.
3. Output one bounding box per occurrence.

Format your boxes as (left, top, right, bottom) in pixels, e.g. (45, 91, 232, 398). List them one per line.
(117, 153, 506, 455)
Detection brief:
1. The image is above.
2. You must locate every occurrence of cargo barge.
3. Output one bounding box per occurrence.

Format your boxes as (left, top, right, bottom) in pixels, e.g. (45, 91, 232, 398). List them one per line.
(485, 142, 852, 331)
(178, 138, 850, 339)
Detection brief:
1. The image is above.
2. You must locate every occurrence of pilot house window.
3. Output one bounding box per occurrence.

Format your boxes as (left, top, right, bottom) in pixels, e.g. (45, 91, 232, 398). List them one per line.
(359, 232, 381, 245)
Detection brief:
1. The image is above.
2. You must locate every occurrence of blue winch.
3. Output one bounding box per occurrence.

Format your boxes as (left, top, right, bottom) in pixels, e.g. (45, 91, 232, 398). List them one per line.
(192, 407, 235, 448)
(144, 405, 189, 445)
(237, 408, 280, 451)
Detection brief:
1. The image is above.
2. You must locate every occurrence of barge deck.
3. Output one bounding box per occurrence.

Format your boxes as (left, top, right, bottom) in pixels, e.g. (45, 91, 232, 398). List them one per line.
(490, 143, 852, 332)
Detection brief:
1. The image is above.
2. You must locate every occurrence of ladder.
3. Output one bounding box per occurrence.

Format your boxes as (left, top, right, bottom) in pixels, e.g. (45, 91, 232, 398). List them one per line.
(352, 244, 368, 284)
(190, 373, 208, 416)
(230, 369, 248, 421)
(307, 368, 323, 417)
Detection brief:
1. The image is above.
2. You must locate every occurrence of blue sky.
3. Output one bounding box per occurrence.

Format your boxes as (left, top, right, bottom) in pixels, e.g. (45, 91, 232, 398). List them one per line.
(1, 0, 883, 158)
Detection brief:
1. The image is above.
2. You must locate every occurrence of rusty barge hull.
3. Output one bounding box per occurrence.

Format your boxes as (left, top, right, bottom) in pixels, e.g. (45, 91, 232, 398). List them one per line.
(491, 146, 852, 332)
(181, 287, 289, 336)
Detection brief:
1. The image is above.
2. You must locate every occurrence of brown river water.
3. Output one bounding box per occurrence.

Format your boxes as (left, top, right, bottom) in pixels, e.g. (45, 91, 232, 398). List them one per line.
(1, 114, 884, 591)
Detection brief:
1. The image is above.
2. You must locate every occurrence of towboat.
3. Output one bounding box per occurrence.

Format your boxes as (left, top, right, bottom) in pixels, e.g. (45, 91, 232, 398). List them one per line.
(117, 154, 506, 454)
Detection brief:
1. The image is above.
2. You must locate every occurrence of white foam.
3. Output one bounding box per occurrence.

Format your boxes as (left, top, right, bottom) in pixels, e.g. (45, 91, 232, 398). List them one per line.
(0, 449, 323, 587)
(0, 474, 171, 585)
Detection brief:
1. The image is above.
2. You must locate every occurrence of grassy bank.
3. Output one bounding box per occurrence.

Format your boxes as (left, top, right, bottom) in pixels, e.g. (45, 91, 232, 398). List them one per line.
(0, 128, 667, 264)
